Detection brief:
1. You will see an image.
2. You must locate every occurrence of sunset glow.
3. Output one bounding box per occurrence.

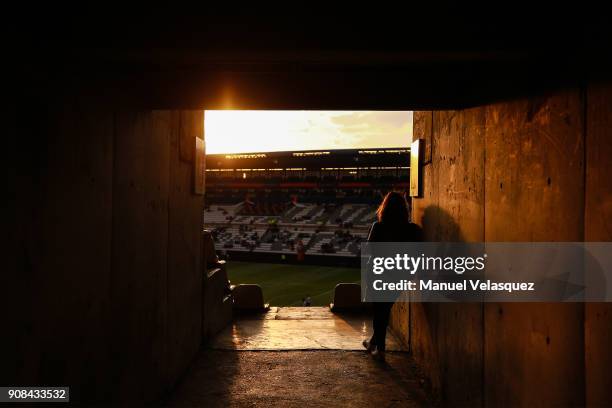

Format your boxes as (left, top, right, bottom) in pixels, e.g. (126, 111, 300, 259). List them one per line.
(204, 111, 413, 154)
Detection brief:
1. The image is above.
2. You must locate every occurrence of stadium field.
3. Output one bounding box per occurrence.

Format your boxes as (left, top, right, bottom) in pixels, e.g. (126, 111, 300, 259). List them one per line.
(226, 261, 360, 306)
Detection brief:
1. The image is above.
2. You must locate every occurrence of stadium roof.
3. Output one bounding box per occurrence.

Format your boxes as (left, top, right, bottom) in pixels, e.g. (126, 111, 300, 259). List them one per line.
(206, 147, 410, 170)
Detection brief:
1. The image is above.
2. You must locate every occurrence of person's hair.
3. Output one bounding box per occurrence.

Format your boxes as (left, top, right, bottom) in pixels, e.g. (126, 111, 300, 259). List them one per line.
(376, 191, 409, 224)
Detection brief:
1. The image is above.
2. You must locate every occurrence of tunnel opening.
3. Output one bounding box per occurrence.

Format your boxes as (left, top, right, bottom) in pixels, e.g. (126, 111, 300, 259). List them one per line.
(202, 110, 413, 308)
(197, 110, 414, 368)
(176, 109, 424, 406)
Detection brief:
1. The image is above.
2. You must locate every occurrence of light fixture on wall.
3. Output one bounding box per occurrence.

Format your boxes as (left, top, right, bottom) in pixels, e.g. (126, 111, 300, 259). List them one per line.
(409, 139, 423, 198)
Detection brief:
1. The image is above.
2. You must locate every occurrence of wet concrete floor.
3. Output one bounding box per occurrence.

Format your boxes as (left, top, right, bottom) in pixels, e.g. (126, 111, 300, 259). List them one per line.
(164, 307, 430, 407)
(209, 307, 404, 351)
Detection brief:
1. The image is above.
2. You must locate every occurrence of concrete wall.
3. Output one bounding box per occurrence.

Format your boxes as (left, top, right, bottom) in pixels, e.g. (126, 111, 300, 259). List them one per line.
(5, 104, 204, 404)
(409, 109, 486, 406)
(584, 83, 612, 408)
(391, 84, 612, 406)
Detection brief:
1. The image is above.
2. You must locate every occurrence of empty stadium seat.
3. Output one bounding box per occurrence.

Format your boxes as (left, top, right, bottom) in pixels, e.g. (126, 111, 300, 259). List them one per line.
(202, 231, 233, 340)
(330, 283, 368, 312)
(232, 284, 270, 312)
(203, 263, 233, 339)
(202, 229, 220, 267)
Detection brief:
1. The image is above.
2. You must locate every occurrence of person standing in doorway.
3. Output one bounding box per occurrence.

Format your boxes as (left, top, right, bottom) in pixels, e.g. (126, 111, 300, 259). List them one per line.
(363, 191, 422, 360)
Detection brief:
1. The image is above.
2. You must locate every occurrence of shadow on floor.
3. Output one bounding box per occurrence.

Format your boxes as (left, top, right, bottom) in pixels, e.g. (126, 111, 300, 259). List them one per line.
(161, 307, 432, 407)
(163, 350, 432, 407)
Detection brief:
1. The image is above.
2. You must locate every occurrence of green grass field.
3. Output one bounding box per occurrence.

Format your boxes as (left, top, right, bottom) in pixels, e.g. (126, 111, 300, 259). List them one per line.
(226, 261, 360, 306)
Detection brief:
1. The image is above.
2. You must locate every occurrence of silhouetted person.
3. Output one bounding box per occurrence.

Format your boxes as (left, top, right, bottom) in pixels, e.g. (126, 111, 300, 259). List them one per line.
(363, 192, 422, 360)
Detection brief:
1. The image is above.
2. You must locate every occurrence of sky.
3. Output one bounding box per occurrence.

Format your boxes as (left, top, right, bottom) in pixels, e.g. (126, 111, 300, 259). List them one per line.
(204, 111, 413, 154)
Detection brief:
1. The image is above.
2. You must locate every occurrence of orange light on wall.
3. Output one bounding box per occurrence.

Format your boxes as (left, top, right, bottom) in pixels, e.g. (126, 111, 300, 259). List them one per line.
(409, 139, 422, 197)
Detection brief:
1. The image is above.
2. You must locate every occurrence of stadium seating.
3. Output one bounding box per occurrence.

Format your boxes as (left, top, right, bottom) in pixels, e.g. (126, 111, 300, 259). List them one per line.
(201, 232, 233, 339)
(203, 148, 408, 260)
(232, 284, 270, 312)
(204, 201, 374, 257)
(204, 203, 244, 223)
(330, 283, 368, 312)
(203, 263, 233, 338)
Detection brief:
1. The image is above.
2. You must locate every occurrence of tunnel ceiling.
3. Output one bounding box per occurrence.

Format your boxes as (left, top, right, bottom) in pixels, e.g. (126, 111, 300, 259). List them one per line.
(11, 12, 612, 109)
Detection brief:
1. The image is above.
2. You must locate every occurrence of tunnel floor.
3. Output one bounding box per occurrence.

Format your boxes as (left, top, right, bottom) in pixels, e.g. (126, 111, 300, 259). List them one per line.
(210, 306, 404, 351)
(163, 307, 431, 407)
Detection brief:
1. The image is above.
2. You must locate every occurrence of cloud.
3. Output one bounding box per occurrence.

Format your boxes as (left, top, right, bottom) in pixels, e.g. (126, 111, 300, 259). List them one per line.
(329, 111, 412, 147)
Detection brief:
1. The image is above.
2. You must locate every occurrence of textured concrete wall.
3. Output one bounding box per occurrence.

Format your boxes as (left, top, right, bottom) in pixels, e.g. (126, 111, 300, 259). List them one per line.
(407, 108, 486, 406)
(389, 294, 410, 350)
(391, 84, 612, 406)
(584, 83, 612, 407)
(5, 105, 204, 404)
(483, 91, 585, 407)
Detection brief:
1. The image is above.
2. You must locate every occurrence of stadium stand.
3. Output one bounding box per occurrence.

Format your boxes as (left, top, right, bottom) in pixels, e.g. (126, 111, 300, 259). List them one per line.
(204, 148, 410, 261)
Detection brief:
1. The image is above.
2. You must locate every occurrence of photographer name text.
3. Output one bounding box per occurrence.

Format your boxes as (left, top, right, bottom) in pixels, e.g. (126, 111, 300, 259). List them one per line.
(372, 279, 536, 293)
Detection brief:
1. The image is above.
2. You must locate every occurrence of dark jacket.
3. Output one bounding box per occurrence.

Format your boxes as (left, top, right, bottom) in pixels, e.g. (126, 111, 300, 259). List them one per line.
(367, 221, 423, 243)
(364, 221, 423, 302)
